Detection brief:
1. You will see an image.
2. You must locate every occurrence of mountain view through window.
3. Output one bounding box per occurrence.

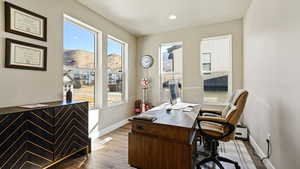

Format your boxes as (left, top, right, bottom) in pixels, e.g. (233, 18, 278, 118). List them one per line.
(107, 38, 124, 105)
(63, 20, 96, 108)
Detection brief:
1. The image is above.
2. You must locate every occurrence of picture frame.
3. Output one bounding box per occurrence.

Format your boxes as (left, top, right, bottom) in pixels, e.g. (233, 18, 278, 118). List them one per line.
(5, 38, 47, 71)
(5, 2, 47, 41)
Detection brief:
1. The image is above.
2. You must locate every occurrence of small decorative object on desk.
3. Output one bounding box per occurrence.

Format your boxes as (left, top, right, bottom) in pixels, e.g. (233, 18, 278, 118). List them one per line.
(66, 85, 72, 103)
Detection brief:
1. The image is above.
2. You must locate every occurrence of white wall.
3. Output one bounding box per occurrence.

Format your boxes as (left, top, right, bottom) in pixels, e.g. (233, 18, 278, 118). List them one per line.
(244, 0, 300, 168)
(137, 19, 243, 106)
(0, 0, 137, 132)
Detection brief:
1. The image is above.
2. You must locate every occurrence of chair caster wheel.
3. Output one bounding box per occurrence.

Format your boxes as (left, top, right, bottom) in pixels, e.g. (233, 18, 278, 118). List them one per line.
(235, 165, 241, 169)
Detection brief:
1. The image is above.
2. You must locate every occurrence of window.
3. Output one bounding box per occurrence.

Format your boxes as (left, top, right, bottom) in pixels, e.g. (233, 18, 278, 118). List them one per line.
(200, 35, 232, 104)
(107, 36, 126, 105)
(63, 17, 98, 109)
(159, 42, 183, 102)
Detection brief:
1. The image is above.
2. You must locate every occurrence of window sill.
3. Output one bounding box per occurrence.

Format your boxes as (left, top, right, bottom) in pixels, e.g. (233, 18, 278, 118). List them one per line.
(89, 108, 99, 113)
(107, 101, 128, 108)
(203, 102, 229, 106)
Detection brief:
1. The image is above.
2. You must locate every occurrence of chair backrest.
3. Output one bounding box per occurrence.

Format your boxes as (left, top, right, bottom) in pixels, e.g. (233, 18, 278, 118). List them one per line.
(221, 89, 247, 118)
(225, 90, 249, 125)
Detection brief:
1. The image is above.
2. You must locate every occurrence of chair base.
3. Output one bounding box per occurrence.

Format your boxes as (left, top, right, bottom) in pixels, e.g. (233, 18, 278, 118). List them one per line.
(196, 139, 240, 169)
(196, 155, 240, 169)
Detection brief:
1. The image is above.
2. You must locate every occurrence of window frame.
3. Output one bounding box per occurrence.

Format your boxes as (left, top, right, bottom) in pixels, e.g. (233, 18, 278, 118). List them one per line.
(159, 41, 184, 102)
(106, 35, 128, 107)
(200, 34, 233, 105)
(63, 14, 103, 109)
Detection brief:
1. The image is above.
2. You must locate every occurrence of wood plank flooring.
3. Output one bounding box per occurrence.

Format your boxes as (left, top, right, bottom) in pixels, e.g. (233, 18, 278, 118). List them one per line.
(50, 124, 133, 169)
(243, 141, 267, 169)
(50, 124, 266, 169)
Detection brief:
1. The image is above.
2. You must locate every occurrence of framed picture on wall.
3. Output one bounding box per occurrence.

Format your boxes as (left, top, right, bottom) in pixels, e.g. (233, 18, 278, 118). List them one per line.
(5, 38, 47, 71)
(5, 2, 47, 41)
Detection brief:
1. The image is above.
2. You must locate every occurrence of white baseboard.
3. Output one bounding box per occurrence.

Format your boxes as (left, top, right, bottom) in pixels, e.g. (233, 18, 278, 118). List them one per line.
(249, 135, 276, 169)
(90, 117, 132, 141)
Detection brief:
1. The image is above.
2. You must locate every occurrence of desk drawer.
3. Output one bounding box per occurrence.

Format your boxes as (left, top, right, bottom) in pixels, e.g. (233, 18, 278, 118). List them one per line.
(132, 121, 194, 143)
(129, 132, 195, 169)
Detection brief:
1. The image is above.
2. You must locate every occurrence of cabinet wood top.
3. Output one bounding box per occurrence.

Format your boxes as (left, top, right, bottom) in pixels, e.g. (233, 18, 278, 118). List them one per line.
(0, 101, 87, 115)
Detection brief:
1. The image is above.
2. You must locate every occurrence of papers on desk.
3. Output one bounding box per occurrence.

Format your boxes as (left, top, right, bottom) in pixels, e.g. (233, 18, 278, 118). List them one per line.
(183, 107, 194, 112)
(148, 102, 199, 111)
(149, 104, 167, 111)
(171, 102, 199, 110)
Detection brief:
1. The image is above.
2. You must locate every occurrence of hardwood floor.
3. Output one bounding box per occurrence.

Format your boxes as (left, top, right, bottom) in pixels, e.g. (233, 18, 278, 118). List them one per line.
(50, 124, 133, 169)
(243, 141, 267, 169)
(50, 124, 266, 169)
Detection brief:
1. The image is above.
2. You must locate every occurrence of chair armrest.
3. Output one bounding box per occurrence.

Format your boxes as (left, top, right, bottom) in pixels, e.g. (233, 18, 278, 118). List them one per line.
(197, 116, 235, 140)
(197, 116, 227, 123)
(199, 109, 222, 116)
(202, 113, 220, 117)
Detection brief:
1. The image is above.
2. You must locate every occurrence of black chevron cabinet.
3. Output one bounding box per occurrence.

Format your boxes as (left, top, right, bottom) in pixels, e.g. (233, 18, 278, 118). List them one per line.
(0, 101, 90, 169)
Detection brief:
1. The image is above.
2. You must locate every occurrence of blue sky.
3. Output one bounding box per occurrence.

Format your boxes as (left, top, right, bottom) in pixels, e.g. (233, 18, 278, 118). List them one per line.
(107, 39, 122, 55)
(64, 21, 122, 55)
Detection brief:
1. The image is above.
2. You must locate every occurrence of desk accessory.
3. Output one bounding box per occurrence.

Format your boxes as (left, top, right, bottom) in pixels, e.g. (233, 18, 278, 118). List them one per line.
(133, 114, 157, 122)
(66, 85, 73, 103)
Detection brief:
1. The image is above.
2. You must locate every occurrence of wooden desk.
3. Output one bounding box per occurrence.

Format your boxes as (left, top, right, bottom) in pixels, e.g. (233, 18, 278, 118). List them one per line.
(128, 105, 200, 169)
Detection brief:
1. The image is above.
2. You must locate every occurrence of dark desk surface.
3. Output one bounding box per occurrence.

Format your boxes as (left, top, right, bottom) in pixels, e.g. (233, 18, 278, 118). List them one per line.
(138, 106, 200, 129)
(0, 101, 87, 115)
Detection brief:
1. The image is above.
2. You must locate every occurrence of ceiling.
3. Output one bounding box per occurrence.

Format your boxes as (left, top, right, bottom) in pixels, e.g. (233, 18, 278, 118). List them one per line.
(77, 0, 251, 36)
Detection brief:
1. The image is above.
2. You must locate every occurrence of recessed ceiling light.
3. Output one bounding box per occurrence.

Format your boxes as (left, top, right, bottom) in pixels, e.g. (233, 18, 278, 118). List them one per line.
(169, 15, 177, 20)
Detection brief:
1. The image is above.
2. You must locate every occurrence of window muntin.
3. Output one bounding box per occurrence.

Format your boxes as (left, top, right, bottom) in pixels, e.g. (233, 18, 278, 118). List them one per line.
(200, 35, 232, 104)
(107, 37, 125, 105)
(159, 42, 183, 102)
(63, 19, 97, 109)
